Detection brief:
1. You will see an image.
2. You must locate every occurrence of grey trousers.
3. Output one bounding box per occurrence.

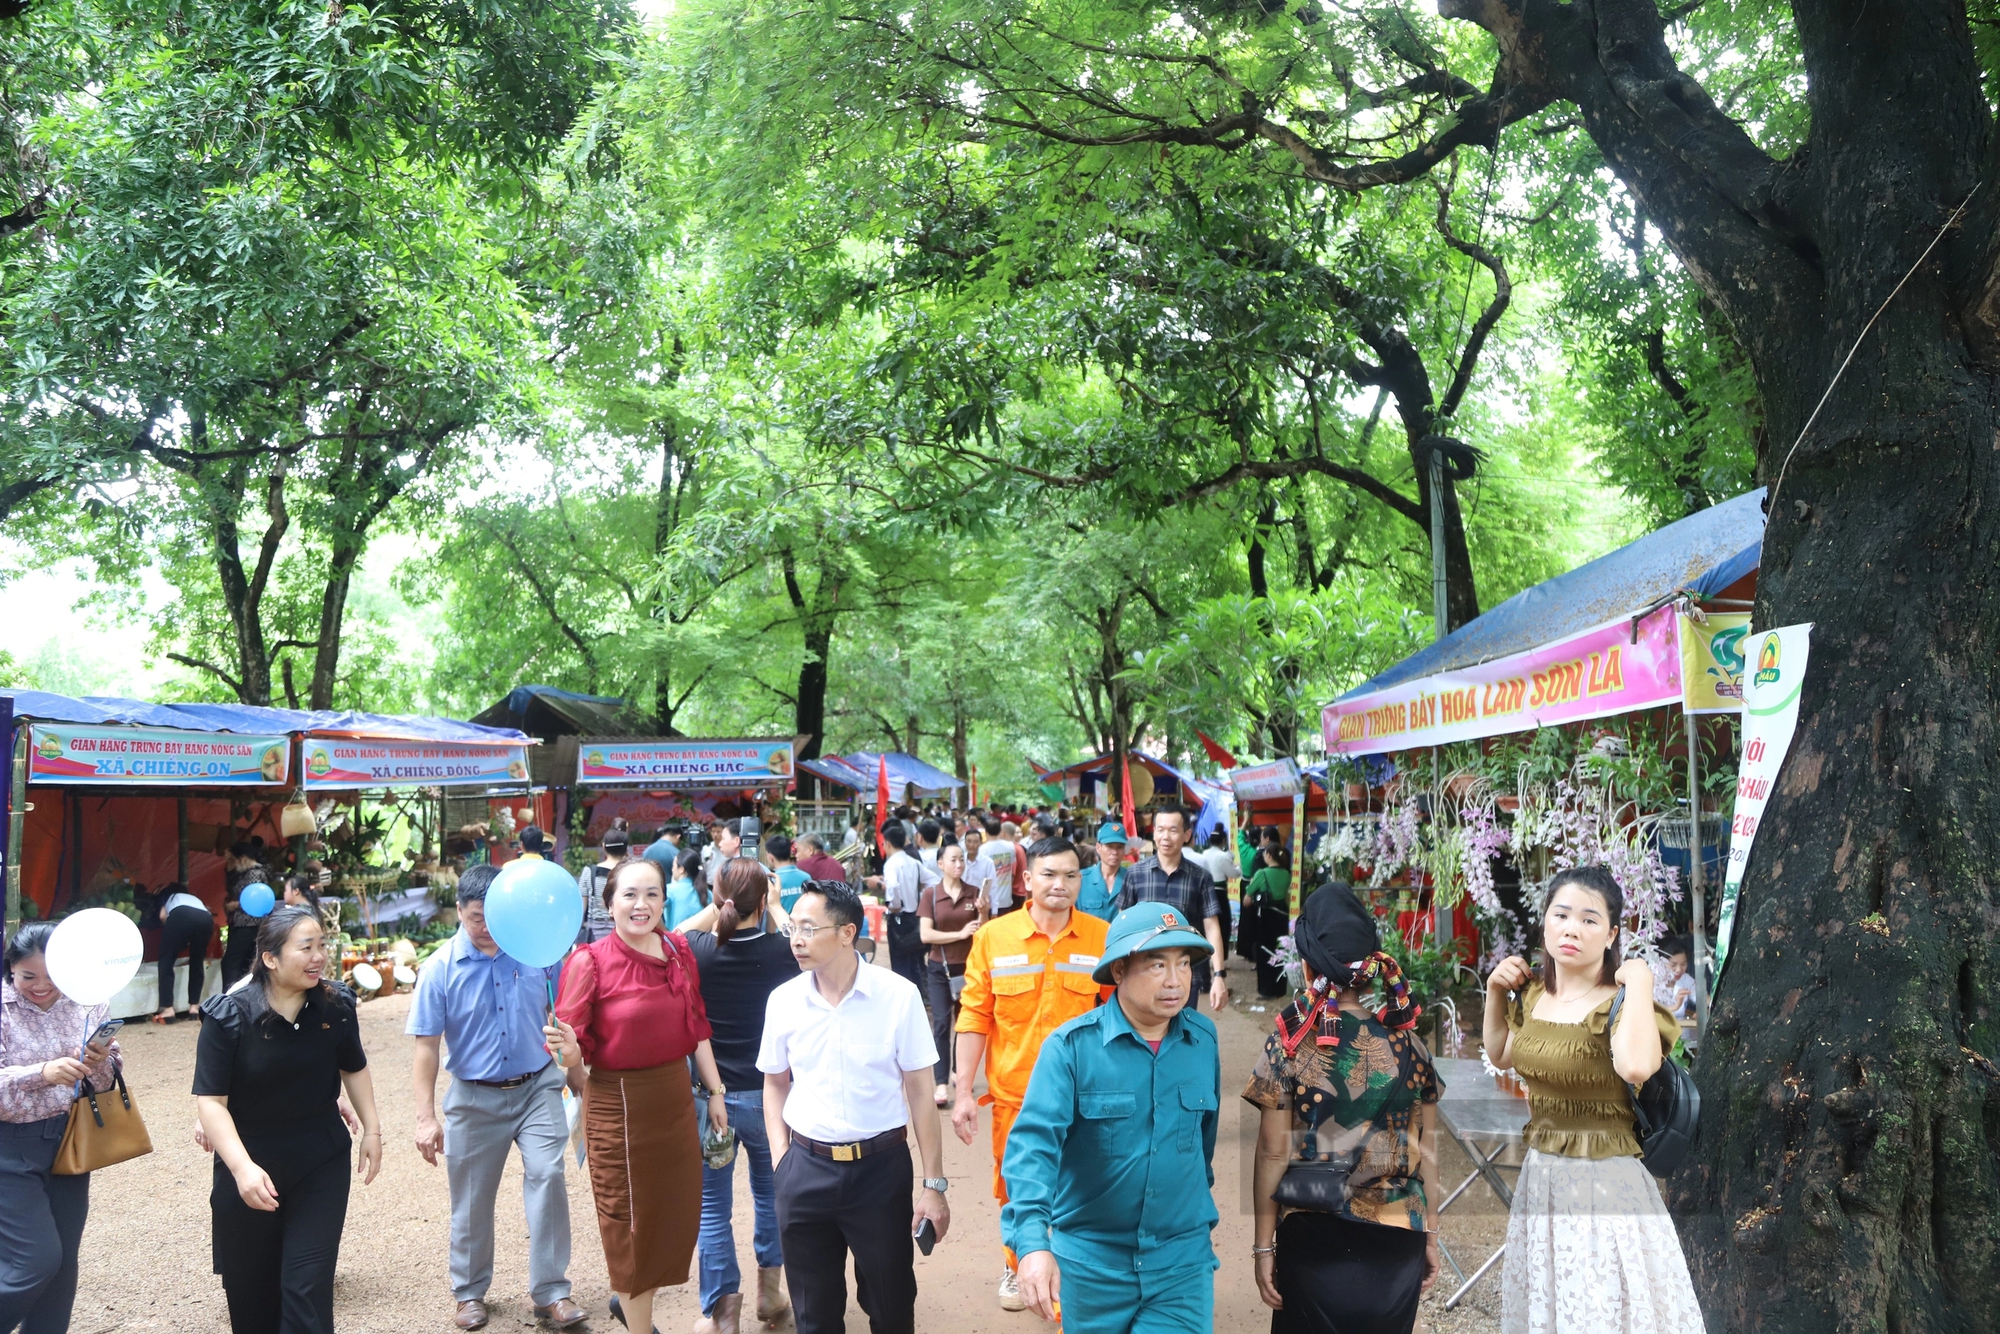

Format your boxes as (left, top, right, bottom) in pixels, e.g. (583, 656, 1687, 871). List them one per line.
(443, 1061, 573, 1306)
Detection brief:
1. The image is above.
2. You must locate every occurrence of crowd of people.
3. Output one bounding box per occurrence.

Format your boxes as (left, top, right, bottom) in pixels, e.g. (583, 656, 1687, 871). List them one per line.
(0, 798, 1713, 1334)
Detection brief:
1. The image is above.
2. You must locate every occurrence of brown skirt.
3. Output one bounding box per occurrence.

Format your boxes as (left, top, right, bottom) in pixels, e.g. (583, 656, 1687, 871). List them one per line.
(584, 1062, 701, 1294)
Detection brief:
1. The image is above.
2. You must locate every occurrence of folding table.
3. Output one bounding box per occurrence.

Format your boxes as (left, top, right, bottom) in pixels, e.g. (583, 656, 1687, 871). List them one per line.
(1431, 1056, 1530, 1310)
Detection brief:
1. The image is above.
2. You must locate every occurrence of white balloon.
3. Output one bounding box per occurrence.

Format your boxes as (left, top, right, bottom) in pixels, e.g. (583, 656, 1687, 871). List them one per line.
(44, 908, 146, 1007)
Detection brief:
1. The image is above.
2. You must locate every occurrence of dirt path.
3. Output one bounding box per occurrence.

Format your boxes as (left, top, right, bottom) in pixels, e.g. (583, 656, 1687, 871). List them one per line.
(69, 970, 1509, 1333)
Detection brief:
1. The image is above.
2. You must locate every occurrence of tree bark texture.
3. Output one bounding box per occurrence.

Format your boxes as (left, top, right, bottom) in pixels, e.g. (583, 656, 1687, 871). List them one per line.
(1422, 1, 2000, 1327)
(783, 546, 842, 762)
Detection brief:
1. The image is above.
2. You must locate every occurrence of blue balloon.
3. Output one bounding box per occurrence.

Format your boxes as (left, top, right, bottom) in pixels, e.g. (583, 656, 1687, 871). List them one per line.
(240, 883, 276, 918)
(483, 858, 584, 968)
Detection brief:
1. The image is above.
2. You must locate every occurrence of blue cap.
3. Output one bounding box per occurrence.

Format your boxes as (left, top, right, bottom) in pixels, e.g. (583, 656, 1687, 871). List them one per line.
(1096, 821, 1128, 845)
(1092, 900, 1212, 984)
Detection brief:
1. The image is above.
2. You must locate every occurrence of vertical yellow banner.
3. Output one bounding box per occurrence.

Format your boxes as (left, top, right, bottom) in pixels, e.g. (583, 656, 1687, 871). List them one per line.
(1679, 612, 1752, 713)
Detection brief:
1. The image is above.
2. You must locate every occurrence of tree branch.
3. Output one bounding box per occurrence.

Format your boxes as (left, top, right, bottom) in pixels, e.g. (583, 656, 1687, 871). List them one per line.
(1434, 188, 1513, 423)
(168, 653, 244, 697)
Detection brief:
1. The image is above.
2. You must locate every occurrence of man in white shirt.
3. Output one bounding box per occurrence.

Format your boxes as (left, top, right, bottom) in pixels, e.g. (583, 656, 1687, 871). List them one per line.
(866, 821, 939, 993)
(978, 817, 1019, 917)
(760, 882, 952, 1334)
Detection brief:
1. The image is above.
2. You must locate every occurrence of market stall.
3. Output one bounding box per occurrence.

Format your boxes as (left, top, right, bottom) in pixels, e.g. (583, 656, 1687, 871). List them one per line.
(796, 755, 868, 841)
(1317, 487, 1764, 1020)
(1, 691, 535, 1015)
(1034, 749, 1228, 835)
(569, 737, 800, 846)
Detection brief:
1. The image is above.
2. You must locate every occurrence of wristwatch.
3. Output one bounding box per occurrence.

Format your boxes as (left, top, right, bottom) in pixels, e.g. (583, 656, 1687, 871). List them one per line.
(922, 1177, 950, 1193)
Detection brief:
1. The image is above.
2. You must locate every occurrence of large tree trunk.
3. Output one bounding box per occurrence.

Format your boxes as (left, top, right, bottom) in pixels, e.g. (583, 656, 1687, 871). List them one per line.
(1459, 2, 2000, 1327)
(308, 532, 362, 710)
(783, 547, 841, 762)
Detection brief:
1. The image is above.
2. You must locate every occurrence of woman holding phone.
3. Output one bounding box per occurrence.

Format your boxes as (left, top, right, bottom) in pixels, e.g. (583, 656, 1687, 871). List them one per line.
(195, 905, 383, 1334)
(0, 922, 122, 1334)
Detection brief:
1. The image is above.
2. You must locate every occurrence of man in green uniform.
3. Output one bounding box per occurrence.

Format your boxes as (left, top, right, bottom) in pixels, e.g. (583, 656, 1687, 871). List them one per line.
(999, 902, 1221, 1333)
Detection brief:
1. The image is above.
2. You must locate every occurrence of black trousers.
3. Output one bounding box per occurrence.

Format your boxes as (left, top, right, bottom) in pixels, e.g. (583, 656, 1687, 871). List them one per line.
(774, 1143, 914, 1334)
(1241, 896, 1292, 998)
(159, 905, 214, 1011)
(211, 1127, 351, 1334)
(922, 960, 962, 1087)
(220, 922, 258, 995)
(0, 1114, 89, 1334)
(885, 913, 925, 994)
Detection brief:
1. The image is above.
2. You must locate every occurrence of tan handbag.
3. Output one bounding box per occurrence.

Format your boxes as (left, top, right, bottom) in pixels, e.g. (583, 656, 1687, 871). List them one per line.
(52, 1067, 153, 1175)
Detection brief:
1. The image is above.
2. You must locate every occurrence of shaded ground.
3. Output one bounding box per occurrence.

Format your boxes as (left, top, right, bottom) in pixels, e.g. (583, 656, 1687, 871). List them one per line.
(72, 966, 1510, 1333)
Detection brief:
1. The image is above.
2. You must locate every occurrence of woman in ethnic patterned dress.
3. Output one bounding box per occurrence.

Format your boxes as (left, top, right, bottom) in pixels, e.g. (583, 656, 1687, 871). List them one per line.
(1482, 864, 1704, 1334)
(1244, 883, 1442, 1334)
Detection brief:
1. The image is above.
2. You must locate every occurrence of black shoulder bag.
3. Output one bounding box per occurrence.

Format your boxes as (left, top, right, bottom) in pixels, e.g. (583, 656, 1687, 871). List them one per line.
(1269, 1098, 1373, 1213)
(1607, 987, 1701, 1177)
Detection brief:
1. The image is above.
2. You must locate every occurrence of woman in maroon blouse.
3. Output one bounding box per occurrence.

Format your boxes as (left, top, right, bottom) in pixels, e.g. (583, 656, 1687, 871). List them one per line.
(550, 857, 727, 1334)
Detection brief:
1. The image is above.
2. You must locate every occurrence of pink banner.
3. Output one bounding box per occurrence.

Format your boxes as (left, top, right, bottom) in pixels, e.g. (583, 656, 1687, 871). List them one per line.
(1322, 607, 1684, 755)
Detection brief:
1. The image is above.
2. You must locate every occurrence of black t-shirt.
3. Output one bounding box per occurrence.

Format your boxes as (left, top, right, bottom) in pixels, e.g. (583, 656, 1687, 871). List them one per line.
(684, 926, 799, 1094)
(193, 981, 367, 1141)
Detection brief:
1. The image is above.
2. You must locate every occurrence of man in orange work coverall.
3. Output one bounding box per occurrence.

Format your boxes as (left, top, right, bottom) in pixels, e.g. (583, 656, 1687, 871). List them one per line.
(952, 833, 1110, 1313)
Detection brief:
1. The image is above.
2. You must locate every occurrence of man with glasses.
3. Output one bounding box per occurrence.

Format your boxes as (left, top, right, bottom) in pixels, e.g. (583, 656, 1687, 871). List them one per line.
(951, 836, 1110, 1311)
(1116, 803, 1230, 1013)
(759, 881, 951, 1334)
(1000, 901, 1222, 1334)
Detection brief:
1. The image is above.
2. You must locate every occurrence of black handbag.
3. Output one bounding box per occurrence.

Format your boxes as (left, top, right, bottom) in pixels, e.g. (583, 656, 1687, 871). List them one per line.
(1269, 1114, 1370, 1213)
(1607, 987, 1702, 1177)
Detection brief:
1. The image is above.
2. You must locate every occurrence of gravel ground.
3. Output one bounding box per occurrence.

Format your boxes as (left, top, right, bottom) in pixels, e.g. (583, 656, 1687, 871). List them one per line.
(69, 967, 1510, 1334)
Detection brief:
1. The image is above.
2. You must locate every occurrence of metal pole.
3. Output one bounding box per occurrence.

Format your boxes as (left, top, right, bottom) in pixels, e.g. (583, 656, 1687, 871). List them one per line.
(1430, 454, 1450, 640)
(1687, 708, 1710, 1036)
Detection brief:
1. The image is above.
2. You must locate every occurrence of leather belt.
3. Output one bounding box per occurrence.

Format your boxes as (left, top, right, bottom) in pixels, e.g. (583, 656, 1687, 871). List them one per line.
(470, 1063, 550, 1090)
(790, 1125, 906, 1162)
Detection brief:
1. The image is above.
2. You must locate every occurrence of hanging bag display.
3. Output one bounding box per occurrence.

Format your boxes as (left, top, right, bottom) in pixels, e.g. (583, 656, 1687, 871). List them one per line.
(53, 1065, 153, 1175)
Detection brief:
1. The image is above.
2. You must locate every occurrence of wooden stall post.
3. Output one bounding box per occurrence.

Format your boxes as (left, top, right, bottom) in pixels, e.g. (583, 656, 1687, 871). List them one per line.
(5, 714, 23, 936)
(177, 797, 189, 883)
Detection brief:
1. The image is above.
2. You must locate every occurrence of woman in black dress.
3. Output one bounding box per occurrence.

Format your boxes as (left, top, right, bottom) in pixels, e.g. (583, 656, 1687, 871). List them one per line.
(194, 906, 382, 1334)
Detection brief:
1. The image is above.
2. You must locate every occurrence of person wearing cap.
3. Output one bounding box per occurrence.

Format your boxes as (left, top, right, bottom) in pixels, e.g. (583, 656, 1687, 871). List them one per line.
(1075, 823, 1127, 922)
(1244, 882, 1442, 1333)
(951, 835, 1111, 1312)
(1000, 901, 1221, 1334)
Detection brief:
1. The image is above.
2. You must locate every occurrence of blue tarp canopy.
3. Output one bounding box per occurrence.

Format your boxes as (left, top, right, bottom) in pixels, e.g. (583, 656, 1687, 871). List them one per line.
(798, 756, 870, 791)
(5, 690, 528, 744)
(1342, 487, 1765, 699)
(841, 752, 966, 799)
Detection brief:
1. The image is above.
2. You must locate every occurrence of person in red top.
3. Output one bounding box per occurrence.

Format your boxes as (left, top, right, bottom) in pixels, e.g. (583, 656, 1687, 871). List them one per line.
(549, 857, 728, 1334)
(794, 832, 851, 885)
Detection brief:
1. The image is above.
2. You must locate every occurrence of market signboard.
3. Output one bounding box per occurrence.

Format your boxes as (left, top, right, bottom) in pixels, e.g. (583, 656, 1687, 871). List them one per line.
(28, 724, 290, 785)
(577, 738, 793, 787)
(1679, 611, 1753, 713)
(1714, 622, 1813, 974)
(301, 738, 530, 789)
(1231, 758, 1303, 801)
(1321, 605, 1684, 757)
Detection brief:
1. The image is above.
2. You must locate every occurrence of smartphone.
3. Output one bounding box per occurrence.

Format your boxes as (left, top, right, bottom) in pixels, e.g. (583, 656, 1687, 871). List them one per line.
(913, 1217, 937, 1256)
(85, 1020, 123, 1048)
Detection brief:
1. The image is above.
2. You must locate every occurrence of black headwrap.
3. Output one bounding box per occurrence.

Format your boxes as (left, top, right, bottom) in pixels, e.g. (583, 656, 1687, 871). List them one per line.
(1273, 882, 1422, 1057)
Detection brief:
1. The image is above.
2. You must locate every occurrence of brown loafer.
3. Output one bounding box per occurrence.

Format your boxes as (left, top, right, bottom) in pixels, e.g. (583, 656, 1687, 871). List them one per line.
(455, 1299, 490, 1330)
(535, 1297, 589, 1329)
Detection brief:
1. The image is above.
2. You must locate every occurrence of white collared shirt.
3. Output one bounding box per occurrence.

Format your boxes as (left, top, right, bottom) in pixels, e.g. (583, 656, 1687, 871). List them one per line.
(757, 956, 938, 1141)
(881, 849, 939, 914)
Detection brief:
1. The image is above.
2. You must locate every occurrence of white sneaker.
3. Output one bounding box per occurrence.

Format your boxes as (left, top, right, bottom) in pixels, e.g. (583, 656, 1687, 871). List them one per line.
(997, 1268, 1026, 1312)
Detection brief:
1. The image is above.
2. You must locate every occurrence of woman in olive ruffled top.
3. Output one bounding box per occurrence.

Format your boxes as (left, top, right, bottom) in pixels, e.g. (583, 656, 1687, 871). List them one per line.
(1482, 864, 1703, 1334)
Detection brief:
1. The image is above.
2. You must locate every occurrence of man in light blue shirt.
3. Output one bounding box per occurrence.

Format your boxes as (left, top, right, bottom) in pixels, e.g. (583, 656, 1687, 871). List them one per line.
(1001, 902, 1221, 1333)
(408, 866, 583, 1332)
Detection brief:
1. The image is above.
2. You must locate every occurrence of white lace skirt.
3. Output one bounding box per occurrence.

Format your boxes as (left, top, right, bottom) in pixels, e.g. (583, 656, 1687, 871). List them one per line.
(1499, 1148, 1707, 1334)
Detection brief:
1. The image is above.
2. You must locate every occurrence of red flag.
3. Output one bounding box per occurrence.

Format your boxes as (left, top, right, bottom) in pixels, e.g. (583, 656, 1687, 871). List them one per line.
(1195, 729, 1238, 769)
(1120, 756, 1140, 845)
(875, 756, 892, 857)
